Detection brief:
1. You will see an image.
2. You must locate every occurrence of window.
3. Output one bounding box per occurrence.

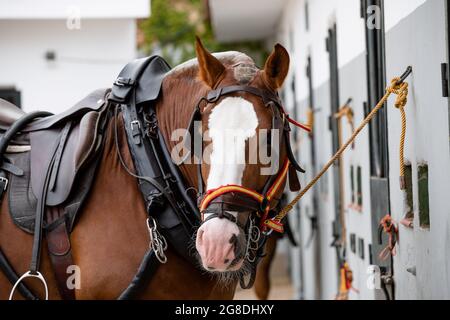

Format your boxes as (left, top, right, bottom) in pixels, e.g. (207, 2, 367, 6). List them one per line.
(291, 76, 299, 140)
(362, 0, 393, 279)
(357, 166, 363, 209)
(418, 164, 430, 229)
(0, 87, 21, 108)
(350, 234, 357, 253)
(350, 165, 355, 204)
(326, 23, 343, 242)
(358, 238, 365, 260)
(362, 0, 388, 178)
(403, 164, 414, 226)
(306, 55, 321, 227)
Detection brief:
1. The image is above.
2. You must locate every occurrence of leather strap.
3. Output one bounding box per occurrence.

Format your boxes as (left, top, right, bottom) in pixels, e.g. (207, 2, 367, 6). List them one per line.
(205, 193, 261, 214)
(30, 132, 63, 274)
(0, 248, 38, 300)
(0, 162, 24, 176)
(46, 206, 76, 300)
(117, 250, 160, 300)
(48, 122, 72, 191)
(206, 85, 282, 107)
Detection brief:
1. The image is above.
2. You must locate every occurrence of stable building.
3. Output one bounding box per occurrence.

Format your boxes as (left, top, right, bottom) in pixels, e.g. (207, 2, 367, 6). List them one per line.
(209, 0, 450, 300)
(0, 0, 149, 113)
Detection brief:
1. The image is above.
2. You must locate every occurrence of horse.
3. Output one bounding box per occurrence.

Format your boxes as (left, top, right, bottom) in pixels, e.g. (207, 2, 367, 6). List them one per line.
(0, 37, 299, 299)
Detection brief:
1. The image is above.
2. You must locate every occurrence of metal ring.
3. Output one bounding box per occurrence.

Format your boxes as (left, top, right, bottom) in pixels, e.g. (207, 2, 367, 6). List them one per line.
(251, 226, 261, 242)
(247, 253, 257, 263)
(146, 218, 157, 231)
(155, 250, 168, 264)
(262, 229, 274, 237)
(9, 271, 48, 300)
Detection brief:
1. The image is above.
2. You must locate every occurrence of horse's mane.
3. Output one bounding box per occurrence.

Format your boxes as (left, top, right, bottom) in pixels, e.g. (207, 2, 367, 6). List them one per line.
(166, 51, 257, 83)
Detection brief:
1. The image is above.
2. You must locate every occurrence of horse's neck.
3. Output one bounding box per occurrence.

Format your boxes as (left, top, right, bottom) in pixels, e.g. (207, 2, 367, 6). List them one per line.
(156, 73, 207, 187)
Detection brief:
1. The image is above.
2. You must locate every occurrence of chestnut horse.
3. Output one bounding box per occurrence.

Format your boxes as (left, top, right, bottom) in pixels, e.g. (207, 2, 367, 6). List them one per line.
(0, 38, 293, 299)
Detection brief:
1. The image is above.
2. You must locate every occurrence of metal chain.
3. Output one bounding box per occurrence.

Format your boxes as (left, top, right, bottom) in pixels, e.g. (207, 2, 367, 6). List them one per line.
(146, 217, 168, 264)
(245, 217, 261, 263)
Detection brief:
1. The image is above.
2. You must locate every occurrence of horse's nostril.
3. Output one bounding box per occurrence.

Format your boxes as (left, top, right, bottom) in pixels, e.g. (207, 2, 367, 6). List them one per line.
(229, 234, 239, 246)
(224, 259, 230, 264)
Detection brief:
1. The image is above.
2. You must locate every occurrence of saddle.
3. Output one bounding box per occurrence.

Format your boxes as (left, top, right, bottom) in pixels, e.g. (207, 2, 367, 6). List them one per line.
(1, 55, 201, 300)
(0, 89, 110, 299)
(3, 89, 110, 231)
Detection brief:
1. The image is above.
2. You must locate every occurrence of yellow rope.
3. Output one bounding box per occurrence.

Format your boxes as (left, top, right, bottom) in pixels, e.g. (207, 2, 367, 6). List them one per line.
(391, 81, 408, 190)
(271, 77, 409, 224)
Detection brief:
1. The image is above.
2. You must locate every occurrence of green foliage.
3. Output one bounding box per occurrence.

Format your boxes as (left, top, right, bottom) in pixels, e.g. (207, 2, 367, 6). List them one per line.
(139, 0, 267, 67)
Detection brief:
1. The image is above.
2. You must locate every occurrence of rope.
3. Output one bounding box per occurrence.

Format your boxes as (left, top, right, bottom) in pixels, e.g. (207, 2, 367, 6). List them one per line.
(269, 75, 410, 226)
(392, 81, 409, 190)
(335, 104, 355, 149)
(378, 215, 399, 260)
(334, 102, 352, 248)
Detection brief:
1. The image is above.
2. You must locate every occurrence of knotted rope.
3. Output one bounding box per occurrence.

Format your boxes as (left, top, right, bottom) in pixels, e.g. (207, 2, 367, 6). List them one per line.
(390, 80, 409, 190)
(378, 215, 399, 260)
(267, 69, 411, 228)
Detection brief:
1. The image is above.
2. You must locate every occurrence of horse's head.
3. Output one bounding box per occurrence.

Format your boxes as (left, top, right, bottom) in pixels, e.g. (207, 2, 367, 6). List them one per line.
(192, 38, 294, 276)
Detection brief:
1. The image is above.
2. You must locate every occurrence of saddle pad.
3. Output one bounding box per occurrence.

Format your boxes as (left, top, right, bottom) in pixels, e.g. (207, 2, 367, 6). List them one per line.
(7, 148, 100, 234)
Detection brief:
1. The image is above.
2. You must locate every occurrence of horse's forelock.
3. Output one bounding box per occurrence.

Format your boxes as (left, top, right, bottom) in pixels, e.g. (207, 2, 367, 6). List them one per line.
(167, 51, 257, 84)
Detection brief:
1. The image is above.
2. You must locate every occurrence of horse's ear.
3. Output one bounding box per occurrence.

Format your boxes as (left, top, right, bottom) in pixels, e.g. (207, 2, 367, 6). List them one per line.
(195, 36, 225, 88)
(263, 44, 290, 90)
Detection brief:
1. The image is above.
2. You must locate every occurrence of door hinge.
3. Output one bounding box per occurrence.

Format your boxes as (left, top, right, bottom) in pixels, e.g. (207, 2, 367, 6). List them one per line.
(441, 63, 449, 97)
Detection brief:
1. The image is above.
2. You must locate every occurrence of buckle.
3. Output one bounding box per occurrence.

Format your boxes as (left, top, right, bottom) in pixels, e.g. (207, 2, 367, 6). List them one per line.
(206, 88, 223, 103)
(130, 120, 141, 131)
(114, 77, 136, 87)
(0, 177, 8, 191)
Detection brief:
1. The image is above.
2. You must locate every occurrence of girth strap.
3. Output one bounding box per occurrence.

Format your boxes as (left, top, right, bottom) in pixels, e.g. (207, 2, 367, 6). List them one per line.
(46, 206, 76, 300)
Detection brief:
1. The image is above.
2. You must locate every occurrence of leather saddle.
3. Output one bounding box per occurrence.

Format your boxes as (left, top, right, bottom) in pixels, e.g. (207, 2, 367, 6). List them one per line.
(0, 98, 26, 131)
(3, 88, 110, 227)
(0, 56, 177, 300)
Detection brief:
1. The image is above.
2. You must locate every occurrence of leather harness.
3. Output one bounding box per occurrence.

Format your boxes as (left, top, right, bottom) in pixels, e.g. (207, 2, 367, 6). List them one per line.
(0, 55, 306, 299)
(189, 85, 305, 233)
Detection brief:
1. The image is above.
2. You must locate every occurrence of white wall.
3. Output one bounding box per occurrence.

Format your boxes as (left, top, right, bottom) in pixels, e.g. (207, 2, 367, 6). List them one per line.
(384, 0, 427, 31)
(271, 0, 447, 300)
(0, 0, 150, 19)
(0, 19, 137, 113)
(275, 0, 429, 101)
(385, 0, 450, 299)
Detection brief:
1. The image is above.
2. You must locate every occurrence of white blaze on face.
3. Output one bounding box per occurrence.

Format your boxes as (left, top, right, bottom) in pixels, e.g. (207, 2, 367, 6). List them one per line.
(206, 97, 259, 194)
(196, 97, 258, 272)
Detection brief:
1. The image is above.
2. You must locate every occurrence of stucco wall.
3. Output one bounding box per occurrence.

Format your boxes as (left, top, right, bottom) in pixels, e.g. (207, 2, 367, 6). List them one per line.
(0, 19, 137, 113)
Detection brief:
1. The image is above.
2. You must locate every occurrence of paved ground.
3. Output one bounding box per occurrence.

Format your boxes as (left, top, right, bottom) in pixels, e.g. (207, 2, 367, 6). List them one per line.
(234, 253, 295, 300)
(234, 277, 294, 300)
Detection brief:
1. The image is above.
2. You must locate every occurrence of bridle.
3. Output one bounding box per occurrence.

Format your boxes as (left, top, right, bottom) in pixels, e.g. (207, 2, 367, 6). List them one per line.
(184, 84, 307, 288)
(186, 85, 307, 235)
